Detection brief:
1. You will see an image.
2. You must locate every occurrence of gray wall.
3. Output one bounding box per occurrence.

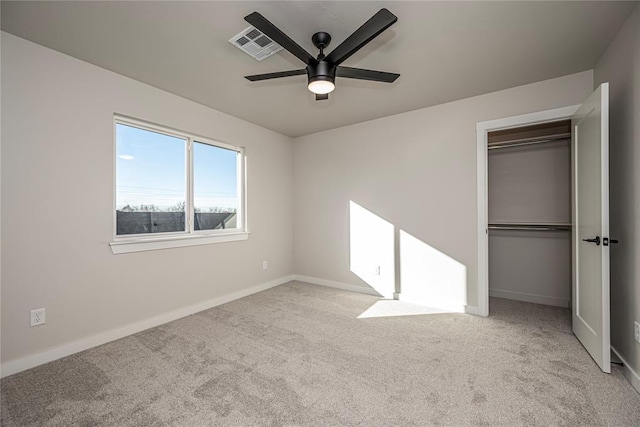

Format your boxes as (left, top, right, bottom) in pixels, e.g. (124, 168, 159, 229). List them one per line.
(488, 143, 572, 307)
(1, 33, 294, 364)
(594, 4, 640, 383)
(293, 71, 593, 311)
(488, 143, 571, 224)
(489, 231, 571, 307)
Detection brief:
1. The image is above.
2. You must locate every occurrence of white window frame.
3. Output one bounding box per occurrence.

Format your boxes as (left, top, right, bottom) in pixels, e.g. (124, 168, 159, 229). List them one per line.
(110, 115, 248, 254)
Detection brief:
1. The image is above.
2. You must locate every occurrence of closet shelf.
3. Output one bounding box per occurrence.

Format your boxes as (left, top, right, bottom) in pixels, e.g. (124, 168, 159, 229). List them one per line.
(488, 132, 571, 150)
(488, 222, 572, 232)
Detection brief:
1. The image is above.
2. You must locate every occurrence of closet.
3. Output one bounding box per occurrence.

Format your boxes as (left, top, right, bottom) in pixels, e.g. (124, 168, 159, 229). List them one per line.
(488, 120, 572, 308)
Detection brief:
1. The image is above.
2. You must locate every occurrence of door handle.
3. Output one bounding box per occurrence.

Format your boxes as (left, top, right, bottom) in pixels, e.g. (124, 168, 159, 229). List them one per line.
(582, 236, 600, 245)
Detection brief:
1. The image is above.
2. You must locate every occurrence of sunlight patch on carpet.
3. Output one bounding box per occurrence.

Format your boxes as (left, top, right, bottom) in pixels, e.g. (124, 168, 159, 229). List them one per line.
(357, 299, 452, 319)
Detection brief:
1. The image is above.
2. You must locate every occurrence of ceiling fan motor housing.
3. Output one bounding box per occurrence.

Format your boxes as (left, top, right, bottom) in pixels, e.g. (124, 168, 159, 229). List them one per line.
(307, 61, 336, 85)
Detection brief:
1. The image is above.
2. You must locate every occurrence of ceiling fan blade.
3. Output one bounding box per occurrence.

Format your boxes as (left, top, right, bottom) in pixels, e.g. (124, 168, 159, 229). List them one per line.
(245, 69, 307, 81)
(336, 66, 399, 83)
(245, 12, 316, 65)
(325, 8, 397, 66)
(315, 93, 329, 101)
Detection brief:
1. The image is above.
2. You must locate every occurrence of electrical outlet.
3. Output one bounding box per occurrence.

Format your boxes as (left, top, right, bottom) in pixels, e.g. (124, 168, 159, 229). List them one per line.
(262, 260, 268, 270)
(374, 265, 381, 276)
(634, 321, 640, 344)
(30, 308, 46, 327)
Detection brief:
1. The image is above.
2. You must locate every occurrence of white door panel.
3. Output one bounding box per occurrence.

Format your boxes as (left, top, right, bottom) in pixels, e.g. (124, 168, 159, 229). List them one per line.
(572, 83, 610, 373)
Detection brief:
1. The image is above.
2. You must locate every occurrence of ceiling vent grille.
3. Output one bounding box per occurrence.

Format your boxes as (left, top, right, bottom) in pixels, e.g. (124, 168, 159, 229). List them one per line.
(229, 26, 283, 61)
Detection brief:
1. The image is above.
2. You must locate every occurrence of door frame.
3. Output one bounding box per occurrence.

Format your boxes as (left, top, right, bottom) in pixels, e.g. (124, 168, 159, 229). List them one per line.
(476, 105, 580, 317)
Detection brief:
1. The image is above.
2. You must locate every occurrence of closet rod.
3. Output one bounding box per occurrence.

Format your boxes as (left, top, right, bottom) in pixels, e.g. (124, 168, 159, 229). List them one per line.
(488, 132, 571, 150)
(488, 223, 572, 232)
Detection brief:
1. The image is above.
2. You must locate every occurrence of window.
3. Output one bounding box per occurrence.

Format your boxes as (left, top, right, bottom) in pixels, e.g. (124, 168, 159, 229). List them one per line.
(111, 116, 246, 254)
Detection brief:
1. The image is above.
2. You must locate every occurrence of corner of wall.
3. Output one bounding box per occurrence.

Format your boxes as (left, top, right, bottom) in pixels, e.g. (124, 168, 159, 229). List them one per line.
(593, 3, 640, 394)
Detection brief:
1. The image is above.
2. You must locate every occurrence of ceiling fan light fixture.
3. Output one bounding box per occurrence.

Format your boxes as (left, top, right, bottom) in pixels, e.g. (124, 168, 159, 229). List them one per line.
(243, 9, 399, 100)
(308, 77, 335, 95)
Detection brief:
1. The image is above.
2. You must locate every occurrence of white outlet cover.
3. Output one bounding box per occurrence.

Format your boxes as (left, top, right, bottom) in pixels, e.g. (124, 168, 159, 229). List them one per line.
(634, 321, 640, 343)
(262, 261, 268, 270)
(30, 308, 46, 326)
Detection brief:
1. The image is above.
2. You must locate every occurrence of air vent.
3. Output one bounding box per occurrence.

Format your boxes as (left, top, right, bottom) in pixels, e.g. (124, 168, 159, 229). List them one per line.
(229, 26, 283, 61)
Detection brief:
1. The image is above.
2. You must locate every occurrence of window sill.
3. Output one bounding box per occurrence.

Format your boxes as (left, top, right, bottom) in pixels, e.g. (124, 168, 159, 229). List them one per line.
(109, 231, 249, 254)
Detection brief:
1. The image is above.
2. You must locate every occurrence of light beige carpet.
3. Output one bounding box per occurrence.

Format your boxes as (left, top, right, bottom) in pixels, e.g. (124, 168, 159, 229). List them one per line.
(1, 281, 639, 426)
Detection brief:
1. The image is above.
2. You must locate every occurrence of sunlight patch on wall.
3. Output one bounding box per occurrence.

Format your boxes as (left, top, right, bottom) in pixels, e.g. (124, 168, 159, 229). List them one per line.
(399, 230, 467, 312)
(349, 201, 395, 298)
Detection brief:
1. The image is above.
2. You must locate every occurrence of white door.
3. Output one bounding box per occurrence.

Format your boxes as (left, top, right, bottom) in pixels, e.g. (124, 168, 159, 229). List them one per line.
(572, 83, 610, 373)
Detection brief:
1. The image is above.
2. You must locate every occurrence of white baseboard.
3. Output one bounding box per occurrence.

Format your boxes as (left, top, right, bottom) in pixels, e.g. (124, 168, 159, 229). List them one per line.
(465, 305, 480, 316)
(292, 274, 381, 296)
(489, 288, 569, 308)
(0, 275, 294, 379)
(612, 347, 640, 396)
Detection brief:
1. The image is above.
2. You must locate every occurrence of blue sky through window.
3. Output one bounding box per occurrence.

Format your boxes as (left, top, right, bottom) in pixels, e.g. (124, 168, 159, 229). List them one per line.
(194, 142, 238, 212)
(116, 123, 238, 212)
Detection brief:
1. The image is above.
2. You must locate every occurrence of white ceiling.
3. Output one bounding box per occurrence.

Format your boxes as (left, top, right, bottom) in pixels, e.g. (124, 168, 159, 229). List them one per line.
(1, 1, 637, 137)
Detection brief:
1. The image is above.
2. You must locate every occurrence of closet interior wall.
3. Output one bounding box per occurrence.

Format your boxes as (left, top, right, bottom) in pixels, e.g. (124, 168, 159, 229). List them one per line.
(488, 121, 572, 308)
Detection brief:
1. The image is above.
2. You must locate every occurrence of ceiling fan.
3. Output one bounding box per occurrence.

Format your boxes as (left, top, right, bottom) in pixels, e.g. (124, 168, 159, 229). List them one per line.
(243, 8, 400, 101)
